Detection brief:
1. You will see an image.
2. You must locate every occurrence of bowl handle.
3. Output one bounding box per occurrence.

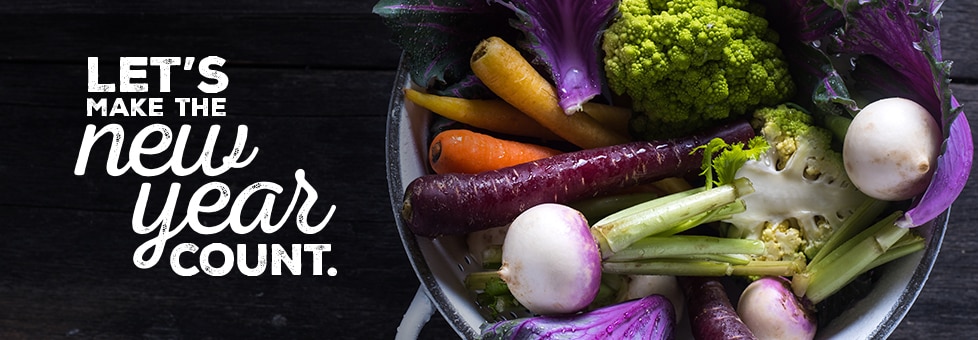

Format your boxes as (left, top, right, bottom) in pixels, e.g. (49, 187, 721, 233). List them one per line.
(396, 286, 436, 339)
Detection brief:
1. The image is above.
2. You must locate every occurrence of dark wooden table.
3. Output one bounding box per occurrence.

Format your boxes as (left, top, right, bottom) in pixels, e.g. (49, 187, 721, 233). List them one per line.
(1, 2, 975, 339)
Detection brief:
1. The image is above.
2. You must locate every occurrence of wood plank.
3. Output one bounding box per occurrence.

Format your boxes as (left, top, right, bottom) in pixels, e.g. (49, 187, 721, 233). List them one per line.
(0, 13, 403, 69)
(0, 0, 377, 14)
(939, 0, 978, 81)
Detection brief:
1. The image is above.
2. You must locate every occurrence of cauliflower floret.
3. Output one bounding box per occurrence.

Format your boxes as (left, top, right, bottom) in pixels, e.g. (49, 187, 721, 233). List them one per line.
(602, 0, 795, 139)
(757, 219, 817, 270)
(724, 105, 873, 258)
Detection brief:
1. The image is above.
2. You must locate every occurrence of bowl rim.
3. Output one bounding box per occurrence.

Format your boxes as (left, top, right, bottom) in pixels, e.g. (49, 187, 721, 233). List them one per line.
(385, 56, 481, 339)
(384, 54, 951, 339)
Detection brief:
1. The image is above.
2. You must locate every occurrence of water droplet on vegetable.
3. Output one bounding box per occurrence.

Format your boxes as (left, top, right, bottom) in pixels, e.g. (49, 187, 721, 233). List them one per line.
(560, 68, 585, 95)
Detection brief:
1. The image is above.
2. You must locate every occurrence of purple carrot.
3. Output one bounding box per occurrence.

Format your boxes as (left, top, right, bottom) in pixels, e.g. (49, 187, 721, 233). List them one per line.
(401, 120, 755, 237)
(681, 276, 758, 340)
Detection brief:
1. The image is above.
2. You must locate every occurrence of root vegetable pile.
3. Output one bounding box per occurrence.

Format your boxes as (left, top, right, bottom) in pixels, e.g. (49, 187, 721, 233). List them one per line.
(374, 0, 971, 337)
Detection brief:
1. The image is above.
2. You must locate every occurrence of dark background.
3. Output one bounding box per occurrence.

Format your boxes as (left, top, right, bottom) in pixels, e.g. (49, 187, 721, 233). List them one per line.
(0, 1, 975, 339)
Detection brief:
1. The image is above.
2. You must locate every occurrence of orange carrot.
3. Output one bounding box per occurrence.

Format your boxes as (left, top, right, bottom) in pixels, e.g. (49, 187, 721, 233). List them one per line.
(404, 88, 563, 141)
(470, 37, 630, 149)
(428, 129, 563, 174)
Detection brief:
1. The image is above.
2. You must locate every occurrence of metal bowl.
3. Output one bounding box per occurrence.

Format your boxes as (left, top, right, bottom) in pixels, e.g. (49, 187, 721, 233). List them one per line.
(385, 56, 950, 339)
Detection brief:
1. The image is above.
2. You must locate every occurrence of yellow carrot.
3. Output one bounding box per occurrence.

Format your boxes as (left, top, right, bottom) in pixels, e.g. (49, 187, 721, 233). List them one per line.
(651, 177, 695, 194)
(470, 36, 630, 149)
(404, 88, 562, 141)
(582, 102, 633, 138)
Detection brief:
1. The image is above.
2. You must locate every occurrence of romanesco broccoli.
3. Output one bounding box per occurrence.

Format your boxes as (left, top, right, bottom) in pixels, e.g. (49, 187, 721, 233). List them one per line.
(758, 220, 808, 272)
(602, 0, 795, 139)
(723, 105, 875, 263)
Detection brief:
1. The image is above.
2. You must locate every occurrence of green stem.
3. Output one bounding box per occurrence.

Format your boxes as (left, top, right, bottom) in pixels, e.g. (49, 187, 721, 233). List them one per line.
(570, 191, 662, 224)
(480, 245, 502, 269)
(690, 253, 752, 266)
(658, 200, 747, 236)
(593, 177, 754, 253)
(808, 198, 889, 262)
(465, 271, 502, 291)
(604, 235, 765, 262)
(821, 113, 853, 145)
(730, 260, 805, 277)
(861, 236, 926, 276)
(603, 259, 801, 277)
(802, 212, 909, 304)
(593, 187, 704, 226)
(806, 211, 900, 275)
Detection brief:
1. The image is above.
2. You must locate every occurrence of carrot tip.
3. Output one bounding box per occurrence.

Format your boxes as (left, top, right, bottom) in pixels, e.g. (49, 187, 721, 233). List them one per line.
(429, 140, 443, 164)
(471, 40, 489, 64)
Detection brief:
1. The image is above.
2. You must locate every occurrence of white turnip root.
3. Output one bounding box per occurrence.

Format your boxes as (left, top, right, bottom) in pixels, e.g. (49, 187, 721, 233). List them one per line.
(843, 97, 942, 201)
(617, 275, 684, 321)
(498, 203, 602, 315)
(738, 276, 817, 340)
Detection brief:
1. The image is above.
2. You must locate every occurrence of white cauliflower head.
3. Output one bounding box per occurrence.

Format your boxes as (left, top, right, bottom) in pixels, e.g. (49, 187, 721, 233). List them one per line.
(724, 105, 872, 258)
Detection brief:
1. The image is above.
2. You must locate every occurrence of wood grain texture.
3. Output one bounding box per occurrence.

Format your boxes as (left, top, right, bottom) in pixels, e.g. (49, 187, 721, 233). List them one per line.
(0, 13, 402, 69)
(0, 2, 975, 340)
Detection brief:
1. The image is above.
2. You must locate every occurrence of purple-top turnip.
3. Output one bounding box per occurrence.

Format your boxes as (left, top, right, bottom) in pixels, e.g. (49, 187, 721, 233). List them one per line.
(843, 97, 942, 201)
(483, 198, 799, 317)
(738, 276, 817, 340)
(498, 203, 602, 315)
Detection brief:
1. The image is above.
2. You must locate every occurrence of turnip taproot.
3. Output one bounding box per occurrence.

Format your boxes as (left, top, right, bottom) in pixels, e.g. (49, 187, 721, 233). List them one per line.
(843, 97, 942, 201)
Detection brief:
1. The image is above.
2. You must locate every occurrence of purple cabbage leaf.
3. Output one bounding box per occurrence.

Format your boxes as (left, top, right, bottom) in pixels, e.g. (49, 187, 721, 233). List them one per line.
(774, 0, 972, 228)
(478, 294, 675, 340)
(762, 0, 855, 116)
(372, 0, 517, 98)
(490, 0, 619, 114)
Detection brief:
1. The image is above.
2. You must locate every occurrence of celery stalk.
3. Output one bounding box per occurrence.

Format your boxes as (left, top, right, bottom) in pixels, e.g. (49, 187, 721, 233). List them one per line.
(604, 235, 765, 262)
(603, 259, 801, 277)
(801, 211, 910, 304)
(592, 177, 754, 253)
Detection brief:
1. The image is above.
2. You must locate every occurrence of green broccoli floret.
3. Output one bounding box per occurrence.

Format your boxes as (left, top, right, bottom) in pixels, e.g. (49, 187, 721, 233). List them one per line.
(602, 0, 795, 139)
(722, 105, 875, 262)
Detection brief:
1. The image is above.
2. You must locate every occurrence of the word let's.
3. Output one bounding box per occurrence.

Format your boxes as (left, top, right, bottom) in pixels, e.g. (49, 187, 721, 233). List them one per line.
(86, 56, 228, 117)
